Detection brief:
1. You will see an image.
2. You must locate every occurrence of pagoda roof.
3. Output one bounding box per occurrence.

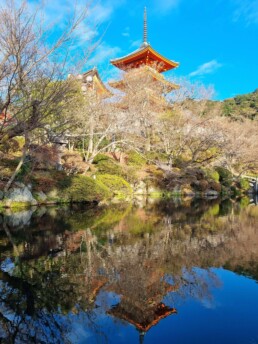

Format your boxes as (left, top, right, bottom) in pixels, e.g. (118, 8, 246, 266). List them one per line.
(73, 68, 112, 98)
(110, 43, 179, 73)
(108, 302, 177, 332)
(109, 65, 179, 93)
(83, 68, 112, 98)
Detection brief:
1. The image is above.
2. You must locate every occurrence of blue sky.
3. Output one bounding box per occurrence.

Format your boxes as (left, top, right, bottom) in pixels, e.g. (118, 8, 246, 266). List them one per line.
(6, 0, 258, 100)
(83, 0, 258, 100)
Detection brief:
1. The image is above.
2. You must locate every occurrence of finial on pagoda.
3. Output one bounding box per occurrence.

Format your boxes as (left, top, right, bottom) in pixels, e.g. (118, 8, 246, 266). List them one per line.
(143, 7, 148, 47)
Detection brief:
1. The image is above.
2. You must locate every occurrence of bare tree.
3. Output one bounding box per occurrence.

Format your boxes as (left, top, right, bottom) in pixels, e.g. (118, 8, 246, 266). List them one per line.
(0, 0, 94, 190)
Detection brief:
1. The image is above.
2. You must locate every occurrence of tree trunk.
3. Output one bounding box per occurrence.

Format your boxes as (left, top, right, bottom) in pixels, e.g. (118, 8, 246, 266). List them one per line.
(4, 136, 29, 192)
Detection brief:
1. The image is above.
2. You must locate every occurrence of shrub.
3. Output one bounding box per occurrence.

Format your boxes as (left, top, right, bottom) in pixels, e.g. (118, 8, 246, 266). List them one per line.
(215, 167, 233, 187)
(93, 153, 110, 164)
(240, 178, 250, 191)
(30, 145, 59, 170)
(96, 159, 124, 176)
(0, 136, 25, 154)
(58, 175, 111, 202)
(204, 169, 220, 182)
(127, 151, 147, 167)
(209, 181, 222, 193)
(96, 174, 132, 198)
(191, 179, 209, 192)
(32, 176, 57, 192)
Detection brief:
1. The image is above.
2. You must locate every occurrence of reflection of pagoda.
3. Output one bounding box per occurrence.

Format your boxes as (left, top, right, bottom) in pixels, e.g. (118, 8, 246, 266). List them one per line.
(109, 8, 179, 97)
(107, 267, 177, 341)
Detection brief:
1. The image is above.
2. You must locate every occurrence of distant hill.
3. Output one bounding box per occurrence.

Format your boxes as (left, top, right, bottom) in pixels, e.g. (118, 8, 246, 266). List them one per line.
(180, 89, 258, 120)
(223, 89, 258, 120)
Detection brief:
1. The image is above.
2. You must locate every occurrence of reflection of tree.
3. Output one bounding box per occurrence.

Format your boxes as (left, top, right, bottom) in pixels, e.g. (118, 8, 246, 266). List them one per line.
(0, 264, 72, 343)
(0, 200, 258, 342)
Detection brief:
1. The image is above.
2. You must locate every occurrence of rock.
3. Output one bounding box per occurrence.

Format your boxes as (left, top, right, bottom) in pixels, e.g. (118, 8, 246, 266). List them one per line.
(5, 209, 34, 227)
(205, 190, 219, 197)
(134, 181, 147, 195)
(173, 186, 181, 194)
(35, 191, 48, 203)
(148, 186, 160, 194)
(14, 182, 25, 188)
(5, 185, 38, 206)
(182, 185, 195, 196)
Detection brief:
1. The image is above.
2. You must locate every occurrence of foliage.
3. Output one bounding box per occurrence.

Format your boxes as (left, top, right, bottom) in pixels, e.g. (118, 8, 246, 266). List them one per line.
(95, 158, 125, 176)
(96, 174, 132, 198)
(0, 137, 25, 154)
(57, 175, 111, 202)
(222, 89, 258, 120)
(204, 169, 220, 182)
(127, 150, 147, 166)
(215, 167, 233, 187)
(239, 178, 250, 191)
(93, 153, 110, 164)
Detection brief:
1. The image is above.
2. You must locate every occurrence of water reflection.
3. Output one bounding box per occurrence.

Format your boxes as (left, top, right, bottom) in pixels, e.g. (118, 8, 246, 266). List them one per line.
(0, 198, 258, 343)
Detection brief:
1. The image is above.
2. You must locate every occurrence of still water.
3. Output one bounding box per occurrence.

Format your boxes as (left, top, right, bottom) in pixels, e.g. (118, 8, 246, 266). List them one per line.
(0, 198, 258, 344)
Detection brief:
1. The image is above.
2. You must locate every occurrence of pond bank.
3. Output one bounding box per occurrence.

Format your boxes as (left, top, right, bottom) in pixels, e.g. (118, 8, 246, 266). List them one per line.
(0, 153, 253, 209)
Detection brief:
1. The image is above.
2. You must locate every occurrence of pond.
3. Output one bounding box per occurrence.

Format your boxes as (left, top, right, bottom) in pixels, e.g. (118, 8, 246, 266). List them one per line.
(0, 198, 258, 343)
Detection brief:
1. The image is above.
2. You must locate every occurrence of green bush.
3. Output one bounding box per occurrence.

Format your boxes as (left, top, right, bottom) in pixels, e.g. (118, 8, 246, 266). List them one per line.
(215, 167, 233, 187)
(93, 153, 110, 164)
(0, 136, 25, 154)
(145, 151, 168, 163)
(96, 159, 124, 176)
(204, 169, 220, 182)
(97, 174, 132, 198)
(58, 175, 111, 202)
(240, 178, 250, 191)
(127, 151, 147, 167)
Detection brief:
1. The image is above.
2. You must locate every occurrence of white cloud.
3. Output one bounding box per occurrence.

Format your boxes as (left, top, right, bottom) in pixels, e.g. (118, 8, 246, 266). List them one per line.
(130, 39, 142, 48)
(189, 60, 223, 77)
(86, 42, 121, 68)
(233, 0, 258, 25)
(151, 0, 181, 12)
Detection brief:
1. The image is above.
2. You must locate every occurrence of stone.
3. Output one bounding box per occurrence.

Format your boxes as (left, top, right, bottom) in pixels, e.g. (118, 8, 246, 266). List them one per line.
(14, 182, 25, 188)
(205, 190, 219, 197)
(134, 181, 147, 195)
(6, 209, 34, 227)
(35, 191, 48, 203)
(5, 185, 38, 206)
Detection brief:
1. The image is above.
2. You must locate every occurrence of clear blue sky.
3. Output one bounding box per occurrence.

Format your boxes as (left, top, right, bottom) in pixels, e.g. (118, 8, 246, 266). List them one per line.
(24, 0, 258, 100)
(84, 0, 258, 100)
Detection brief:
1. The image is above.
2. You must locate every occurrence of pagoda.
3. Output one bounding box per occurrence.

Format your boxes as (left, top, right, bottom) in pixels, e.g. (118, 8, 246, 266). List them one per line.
(109, 7, 179, 99)
(110, 8, 179, 73)
(109, 7, 179, 111)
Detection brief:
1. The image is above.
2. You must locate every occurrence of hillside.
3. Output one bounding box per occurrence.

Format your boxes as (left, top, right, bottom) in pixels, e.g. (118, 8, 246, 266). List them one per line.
(223, 89, 258, 120)
(181, 89, 258, 120)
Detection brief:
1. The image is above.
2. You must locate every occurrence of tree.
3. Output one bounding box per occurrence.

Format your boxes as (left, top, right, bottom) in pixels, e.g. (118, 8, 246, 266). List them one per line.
(0, 0, 93, 190)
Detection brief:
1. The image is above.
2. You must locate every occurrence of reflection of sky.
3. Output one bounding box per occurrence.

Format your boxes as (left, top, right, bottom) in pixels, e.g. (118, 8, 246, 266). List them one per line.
(61, 268, 258, 344)
(0, 258, 15, 274)
(1, 203, 258, 343)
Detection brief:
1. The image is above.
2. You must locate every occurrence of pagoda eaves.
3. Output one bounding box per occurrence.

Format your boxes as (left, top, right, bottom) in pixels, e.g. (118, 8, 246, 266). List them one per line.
(72, 68, 112, 98)
(109, 65, 179, 93)
(110, 43, 179, 73)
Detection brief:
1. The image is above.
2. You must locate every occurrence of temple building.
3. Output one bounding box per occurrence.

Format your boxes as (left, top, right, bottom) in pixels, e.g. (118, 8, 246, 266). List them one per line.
(109, 7, 179, 97)
(71, 67, 112, 99)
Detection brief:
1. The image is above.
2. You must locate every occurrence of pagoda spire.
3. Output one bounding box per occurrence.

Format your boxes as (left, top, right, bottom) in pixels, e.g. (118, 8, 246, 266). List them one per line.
(143, 7, 148, 46)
